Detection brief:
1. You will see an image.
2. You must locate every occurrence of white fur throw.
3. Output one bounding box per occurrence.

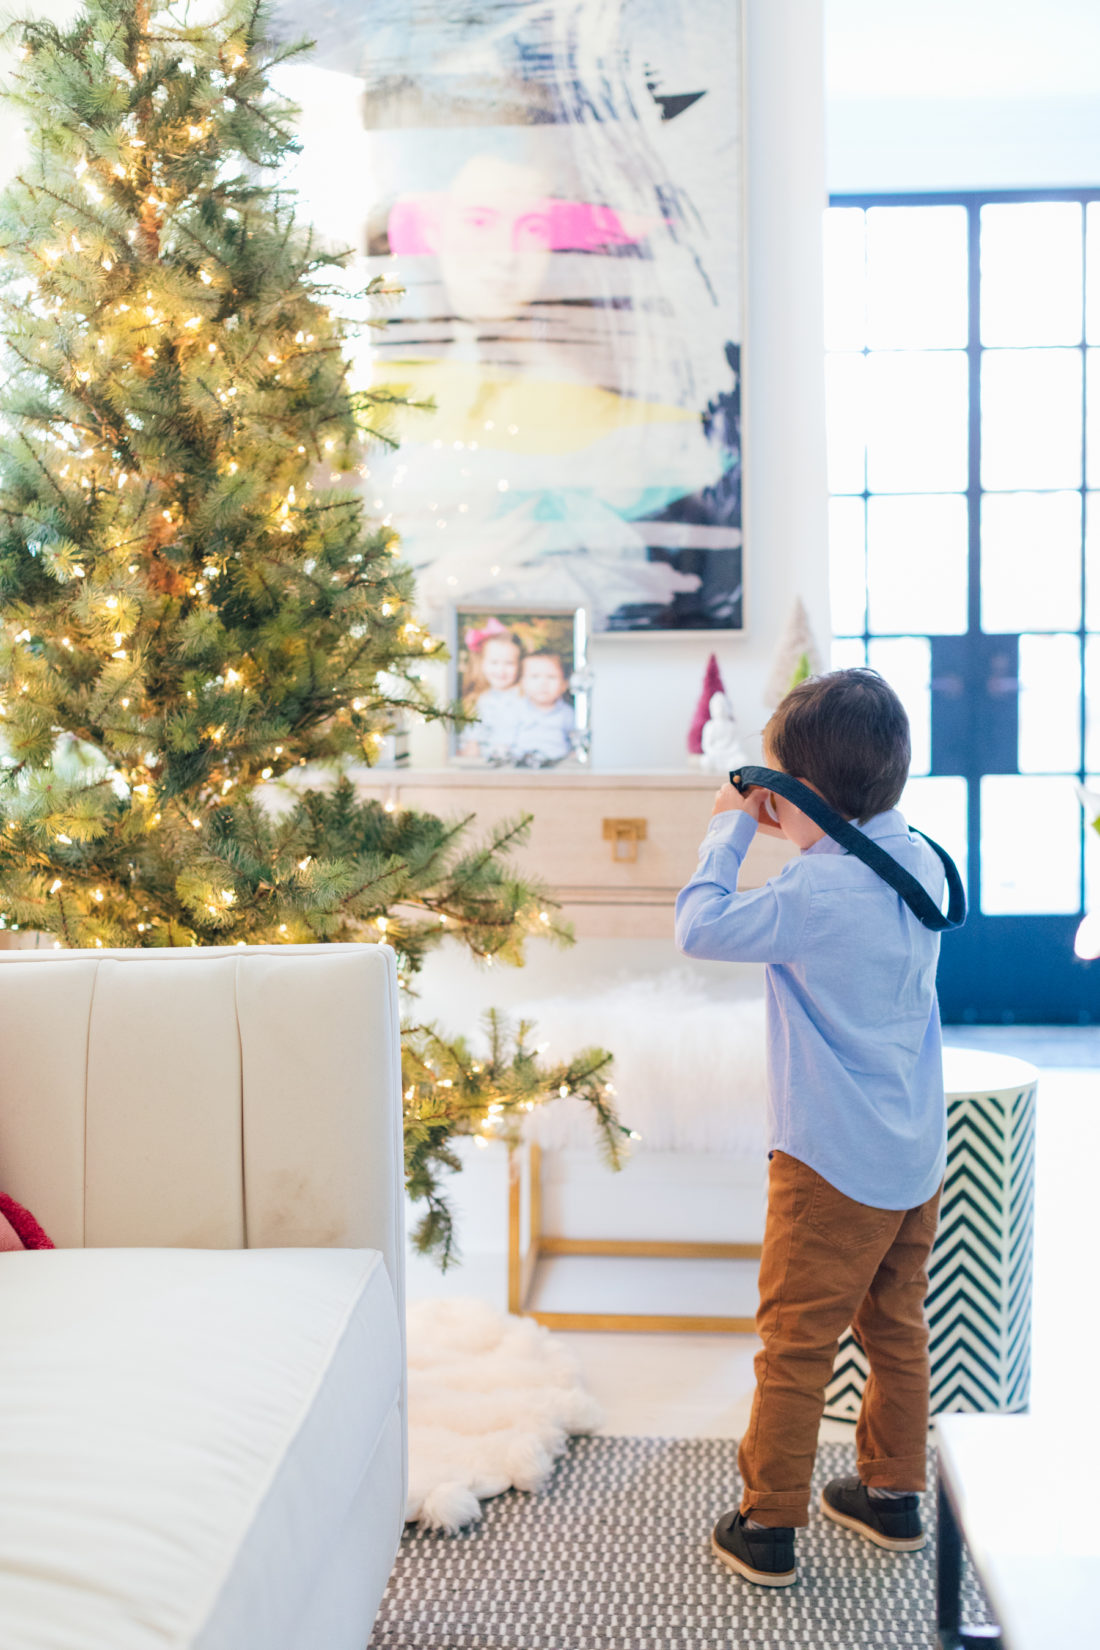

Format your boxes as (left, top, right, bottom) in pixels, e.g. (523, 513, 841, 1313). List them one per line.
(513, 972, 769, 1156)
(406, 1296, 603, 1532)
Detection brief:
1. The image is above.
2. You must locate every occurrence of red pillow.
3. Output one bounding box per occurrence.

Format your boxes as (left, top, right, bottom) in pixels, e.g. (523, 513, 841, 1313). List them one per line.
(0, 1193, 54, 1251)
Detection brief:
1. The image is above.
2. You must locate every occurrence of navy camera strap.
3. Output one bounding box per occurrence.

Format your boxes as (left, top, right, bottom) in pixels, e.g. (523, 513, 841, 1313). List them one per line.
(729, 766, 967, 933)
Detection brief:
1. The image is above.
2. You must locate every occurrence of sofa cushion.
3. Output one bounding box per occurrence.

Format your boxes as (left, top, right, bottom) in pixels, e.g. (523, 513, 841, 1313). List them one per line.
(0, 1247, 403, 1650)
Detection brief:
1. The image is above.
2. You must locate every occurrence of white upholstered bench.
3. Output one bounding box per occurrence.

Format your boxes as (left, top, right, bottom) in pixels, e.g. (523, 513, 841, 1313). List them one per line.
(509, 973, 768, 1330)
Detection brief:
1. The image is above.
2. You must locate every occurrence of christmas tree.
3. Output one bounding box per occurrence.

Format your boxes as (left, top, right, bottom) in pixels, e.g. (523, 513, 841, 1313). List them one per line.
(687, 653, 725, 755)
(0, 0, 627, 1265)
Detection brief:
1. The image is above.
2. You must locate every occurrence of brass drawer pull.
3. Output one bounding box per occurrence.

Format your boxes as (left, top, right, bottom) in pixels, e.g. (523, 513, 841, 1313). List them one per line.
(602, 818, 647, 863)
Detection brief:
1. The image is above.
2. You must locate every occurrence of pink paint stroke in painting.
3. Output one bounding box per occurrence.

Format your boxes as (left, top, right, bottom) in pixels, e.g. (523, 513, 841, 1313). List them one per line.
(388, 192, 656, 256)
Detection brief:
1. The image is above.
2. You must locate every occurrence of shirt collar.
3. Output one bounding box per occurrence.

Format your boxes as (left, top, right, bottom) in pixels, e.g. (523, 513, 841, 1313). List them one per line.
(802, 807, 910, 856)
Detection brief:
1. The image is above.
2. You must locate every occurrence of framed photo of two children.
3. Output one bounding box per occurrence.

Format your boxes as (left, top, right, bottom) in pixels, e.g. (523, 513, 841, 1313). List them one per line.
(449, 606, 592, 768)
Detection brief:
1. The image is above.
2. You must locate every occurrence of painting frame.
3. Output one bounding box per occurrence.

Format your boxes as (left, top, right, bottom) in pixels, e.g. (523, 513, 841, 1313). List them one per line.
(447, 604, 591, 769)
(267, 0, 750, 637)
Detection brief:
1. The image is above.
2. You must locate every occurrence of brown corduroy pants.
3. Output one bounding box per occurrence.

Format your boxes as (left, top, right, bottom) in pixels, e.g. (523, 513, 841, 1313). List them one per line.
(738, 1149, 942, 1529)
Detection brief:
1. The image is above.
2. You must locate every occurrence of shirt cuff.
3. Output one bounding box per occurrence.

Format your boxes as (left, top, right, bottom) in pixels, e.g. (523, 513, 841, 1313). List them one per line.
(704, 808, 759, 853)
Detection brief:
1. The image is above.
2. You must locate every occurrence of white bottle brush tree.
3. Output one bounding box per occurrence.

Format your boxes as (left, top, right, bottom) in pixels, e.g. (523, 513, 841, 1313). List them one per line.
(0, 0, 628, 1265)
(764, 597, 822, 708)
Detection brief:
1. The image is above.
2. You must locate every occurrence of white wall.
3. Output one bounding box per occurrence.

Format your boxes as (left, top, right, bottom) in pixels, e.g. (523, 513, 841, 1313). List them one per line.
(827, 0, 1100, 194)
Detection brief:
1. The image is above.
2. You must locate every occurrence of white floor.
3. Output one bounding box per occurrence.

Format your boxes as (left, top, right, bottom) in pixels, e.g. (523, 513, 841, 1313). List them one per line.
(405, 1055, 1098, 1440)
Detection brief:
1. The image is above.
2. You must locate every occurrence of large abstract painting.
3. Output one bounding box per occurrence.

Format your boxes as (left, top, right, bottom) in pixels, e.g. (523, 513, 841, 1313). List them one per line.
(275, 1, 743, 633)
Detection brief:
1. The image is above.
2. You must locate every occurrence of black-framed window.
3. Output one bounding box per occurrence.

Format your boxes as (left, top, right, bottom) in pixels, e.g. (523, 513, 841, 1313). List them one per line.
(826, 190, 1100, 928)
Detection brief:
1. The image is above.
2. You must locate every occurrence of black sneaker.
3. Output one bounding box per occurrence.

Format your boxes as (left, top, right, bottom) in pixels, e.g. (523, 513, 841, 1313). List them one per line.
(820, 1476, 925, 1551)
(710, 1509, 796, 1587)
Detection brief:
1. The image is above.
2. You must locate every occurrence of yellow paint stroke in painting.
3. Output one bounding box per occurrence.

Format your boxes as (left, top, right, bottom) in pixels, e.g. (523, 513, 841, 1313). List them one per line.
(376, 359, 697, 453)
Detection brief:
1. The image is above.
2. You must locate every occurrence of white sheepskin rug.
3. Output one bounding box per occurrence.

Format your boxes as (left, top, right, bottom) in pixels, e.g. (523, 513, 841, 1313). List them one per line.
(405, 1296, 604, 1533)
(513, 971, 769, 1155)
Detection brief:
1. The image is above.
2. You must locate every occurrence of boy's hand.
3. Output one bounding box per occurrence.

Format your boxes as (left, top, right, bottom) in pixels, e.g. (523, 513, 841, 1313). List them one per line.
(711, 781, 766, 820)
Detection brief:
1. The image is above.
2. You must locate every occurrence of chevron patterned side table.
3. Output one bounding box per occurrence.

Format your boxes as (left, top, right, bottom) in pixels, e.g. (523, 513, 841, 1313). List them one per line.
(825, 1048, 1038, 1422)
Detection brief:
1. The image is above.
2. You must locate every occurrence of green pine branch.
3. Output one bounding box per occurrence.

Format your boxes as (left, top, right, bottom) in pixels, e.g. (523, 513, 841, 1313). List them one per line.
(403, 1009, 632, 1270)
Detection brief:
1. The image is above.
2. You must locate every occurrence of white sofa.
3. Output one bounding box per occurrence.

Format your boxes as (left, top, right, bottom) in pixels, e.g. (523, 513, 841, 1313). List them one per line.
(0, 943, 407, 1650)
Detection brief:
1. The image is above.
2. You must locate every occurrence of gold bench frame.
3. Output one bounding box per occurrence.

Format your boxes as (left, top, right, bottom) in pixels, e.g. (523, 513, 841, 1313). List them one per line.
(507, 1140, 762, 1333)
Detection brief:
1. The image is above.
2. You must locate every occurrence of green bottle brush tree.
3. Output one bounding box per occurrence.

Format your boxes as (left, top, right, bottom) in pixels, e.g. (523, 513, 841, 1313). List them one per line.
(0, 0, 627, 1266)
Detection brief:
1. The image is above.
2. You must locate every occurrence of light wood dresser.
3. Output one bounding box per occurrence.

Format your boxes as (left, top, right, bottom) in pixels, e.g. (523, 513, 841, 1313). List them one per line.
(350, 767, 795, 939)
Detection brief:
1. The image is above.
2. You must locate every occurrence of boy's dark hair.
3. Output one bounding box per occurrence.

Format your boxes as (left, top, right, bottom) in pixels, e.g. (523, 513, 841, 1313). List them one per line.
(521, 649, 564, 669)
(763, 668, 910, 824)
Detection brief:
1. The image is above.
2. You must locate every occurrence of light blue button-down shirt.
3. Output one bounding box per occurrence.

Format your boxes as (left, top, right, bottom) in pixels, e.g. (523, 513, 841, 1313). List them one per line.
(675, 807, 946, 1209)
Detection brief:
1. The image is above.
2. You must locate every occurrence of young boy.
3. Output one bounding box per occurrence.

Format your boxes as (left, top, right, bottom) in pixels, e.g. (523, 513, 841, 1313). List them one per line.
(511, 650, 575, 762)
(675, 667, 946, 1589)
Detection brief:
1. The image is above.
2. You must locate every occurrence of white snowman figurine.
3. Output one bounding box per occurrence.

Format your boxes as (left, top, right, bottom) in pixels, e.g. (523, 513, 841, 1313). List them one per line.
(700, 690, 748, 774)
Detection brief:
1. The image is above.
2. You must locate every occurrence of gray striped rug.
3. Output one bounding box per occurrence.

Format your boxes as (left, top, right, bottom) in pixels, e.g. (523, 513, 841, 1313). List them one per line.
(371, 1436, 992, 1649)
